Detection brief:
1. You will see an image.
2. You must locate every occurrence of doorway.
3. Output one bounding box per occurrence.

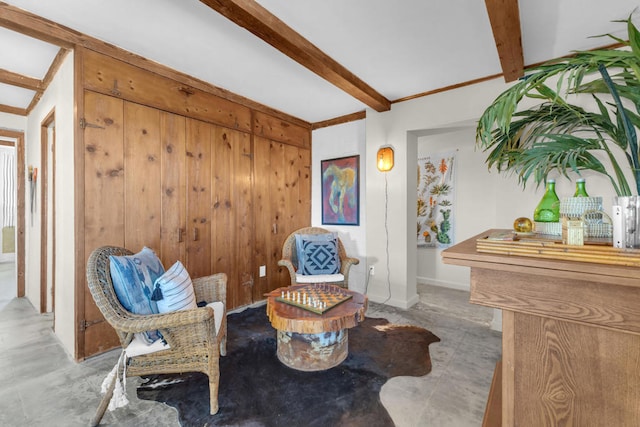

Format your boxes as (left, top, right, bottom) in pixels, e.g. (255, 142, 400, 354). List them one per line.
(41, 110, 55, 315)
(0, 130, 25, 308)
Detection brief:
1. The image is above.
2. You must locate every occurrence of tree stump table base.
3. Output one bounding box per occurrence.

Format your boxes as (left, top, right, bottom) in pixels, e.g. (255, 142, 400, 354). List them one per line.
(266, 284, 367, 372)
(276, 329, 347, 371)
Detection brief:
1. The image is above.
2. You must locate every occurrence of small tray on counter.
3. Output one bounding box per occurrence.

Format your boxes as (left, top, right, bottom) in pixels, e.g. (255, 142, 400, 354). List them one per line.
(476, 231, 640, 267)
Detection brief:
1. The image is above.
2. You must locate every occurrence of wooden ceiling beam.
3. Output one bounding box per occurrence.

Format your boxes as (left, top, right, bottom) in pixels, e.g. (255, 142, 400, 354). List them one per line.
(0, 68, 42, 91)
(200, 0, 391, 112)
(484, 0, 524, 82)
(0, 103, 27, 116)
(0, 2, 75, 49)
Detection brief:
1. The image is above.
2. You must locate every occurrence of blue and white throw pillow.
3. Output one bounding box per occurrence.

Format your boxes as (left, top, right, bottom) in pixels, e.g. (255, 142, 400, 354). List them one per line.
(297, 233, 341, 276)
(109, 247, 165, 344)
(152, 261, 197, 313)
(294, 232, 338, 271)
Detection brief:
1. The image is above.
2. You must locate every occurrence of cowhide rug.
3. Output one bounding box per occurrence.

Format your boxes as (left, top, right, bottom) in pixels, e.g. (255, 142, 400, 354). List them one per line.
(137, 307, 440, 427)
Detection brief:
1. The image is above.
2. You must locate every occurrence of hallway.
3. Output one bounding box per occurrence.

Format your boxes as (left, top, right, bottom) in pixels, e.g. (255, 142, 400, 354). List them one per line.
(0, 261, 16, 311)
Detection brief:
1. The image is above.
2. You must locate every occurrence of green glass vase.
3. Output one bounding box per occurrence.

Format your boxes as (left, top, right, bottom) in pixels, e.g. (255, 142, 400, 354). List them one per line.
(533, 179, 560, 222)
(573, 178, 589, 197)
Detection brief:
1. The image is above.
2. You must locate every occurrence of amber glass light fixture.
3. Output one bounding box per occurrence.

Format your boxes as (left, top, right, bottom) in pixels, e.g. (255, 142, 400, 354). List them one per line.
(377, 146, 394, 172)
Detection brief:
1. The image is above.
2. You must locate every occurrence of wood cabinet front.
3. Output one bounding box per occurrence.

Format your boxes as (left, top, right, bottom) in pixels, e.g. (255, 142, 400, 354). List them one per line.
(80, 91, 310, 358)
(442, 230, 640, 426)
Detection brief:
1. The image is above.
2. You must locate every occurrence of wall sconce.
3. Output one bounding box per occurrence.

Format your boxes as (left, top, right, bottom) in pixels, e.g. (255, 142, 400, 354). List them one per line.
(377, 146, 394, 172)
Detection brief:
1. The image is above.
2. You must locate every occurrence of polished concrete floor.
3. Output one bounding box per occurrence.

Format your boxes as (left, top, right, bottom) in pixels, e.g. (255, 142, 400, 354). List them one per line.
(0, 262, 501, 427)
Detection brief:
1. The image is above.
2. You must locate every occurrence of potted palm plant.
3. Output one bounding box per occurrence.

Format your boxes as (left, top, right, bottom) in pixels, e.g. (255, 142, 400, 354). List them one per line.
(476, 16, 640, 196)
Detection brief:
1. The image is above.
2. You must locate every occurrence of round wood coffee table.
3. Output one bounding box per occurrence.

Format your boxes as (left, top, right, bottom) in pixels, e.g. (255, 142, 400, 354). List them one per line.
(265, 284, 368, 371)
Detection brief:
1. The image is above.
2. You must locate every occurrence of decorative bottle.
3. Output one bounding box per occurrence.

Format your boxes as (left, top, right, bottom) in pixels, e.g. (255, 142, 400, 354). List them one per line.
(573, 178, 589, 197)
(533, 179, 560, 222)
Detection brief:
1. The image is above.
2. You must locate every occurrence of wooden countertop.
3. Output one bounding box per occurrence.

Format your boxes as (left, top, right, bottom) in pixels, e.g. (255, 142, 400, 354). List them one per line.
(442, 229, 640, 288)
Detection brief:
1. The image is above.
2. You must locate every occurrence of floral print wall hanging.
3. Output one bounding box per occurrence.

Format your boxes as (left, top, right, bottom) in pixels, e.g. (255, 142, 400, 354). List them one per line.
(417, 151, 456, 247)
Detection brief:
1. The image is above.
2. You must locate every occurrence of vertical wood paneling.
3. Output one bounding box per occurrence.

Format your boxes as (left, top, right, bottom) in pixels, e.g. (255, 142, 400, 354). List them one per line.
(253, 137, 311, 294)
(160, 111, 186, 268)
(83, 90, 124, 356)
(211, 125, 234, 299)
(83, 91, 125, 252)
(123, 102, 162, 252)
(253, 136, 272, 298)
(211, 127, 253, 308)
(283, 143, 301, 244)
(269, 140, 289, 288)
(299, 148, 311, 217)
(231, 131, 254, 306)
(185, 119, 212, 278)
(233, 130, 253, 307)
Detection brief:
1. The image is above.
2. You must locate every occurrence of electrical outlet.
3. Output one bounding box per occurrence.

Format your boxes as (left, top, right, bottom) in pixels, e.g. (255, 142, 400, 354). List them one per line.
(259, 265, 266, 277)
(369, 265, 375, 276)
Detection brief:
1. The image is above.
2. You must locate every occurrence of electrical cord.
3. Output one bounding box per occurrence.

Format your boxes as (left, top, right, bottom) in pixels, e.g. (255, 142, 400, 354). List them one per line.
(364, 173, 392, 304)
(381, 173, 391, 304)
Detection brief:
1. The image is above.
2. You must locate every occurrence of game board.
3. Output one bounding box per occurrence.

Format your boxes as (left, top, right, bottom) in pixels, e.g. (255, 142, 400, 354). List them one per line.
(275, 284, 353, 314)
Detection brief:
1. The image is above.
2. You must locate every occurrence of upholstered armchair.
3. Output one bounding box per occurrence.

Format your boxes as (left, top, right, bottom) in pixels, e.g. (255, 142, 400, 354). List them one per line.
(278, 227, 359, 288)
(86, 246, 227, 426)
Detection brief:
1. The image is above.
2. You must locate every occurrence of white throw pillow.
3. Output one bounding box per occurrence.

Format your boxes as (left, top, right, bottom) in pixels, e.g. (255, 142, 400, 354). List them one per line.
(152, 261, 197, 313)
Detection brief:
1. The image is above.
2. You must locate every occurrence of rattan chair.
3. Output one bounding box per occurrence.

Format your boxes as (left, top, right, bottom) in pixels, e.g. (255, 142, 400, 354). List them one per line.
(278, 227, 359, 288)
(86, 246, 227, 426)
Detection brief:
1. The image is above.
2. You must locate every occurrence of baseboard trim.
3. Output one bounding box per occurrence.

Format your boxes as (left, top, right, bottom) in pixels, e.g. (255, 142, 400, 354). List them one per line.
(366, 291, 420, 309)
(417, 276, 469, 291)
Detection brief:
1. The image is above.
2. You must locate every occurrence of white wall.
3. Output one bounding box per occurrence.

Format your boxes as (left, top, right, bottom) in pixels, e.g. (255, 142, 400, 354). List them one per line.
(363, 75, 623, 312)
(24, 51, 75, 356)
(0, 112, 27, 132)
(311, 120, 368, 294)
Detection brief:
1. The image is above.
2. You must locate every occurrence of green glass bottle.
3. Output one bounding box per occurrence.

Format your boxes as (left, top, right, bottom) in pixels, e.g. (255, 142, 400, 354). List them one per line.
(533, 179, 560, 222)
(573, 178, 589, 197)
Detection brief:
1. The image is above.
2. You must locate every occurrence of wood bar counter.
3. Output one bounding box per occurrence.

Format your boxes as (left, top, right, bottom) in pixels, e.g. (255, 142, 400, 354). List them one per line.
(442, 229, 640, 427)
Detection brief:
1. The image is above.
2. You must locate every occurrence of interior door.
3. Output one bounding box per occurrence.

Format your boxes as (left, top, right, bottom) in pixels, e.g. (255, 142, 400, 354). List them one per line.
(123, 102, 162, 252)
(159, 111, 186, 268)
(82, 91, 124, 357)
(211, 126, 253, 308)
(185, 119, 212, 278)
(253, 137, 311, 299)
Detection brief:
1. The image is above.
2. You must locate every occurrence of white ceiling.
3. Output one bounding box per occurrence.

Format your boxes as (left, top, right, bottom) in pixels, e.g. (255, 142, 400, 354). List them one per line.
(1, 0, 639, 124)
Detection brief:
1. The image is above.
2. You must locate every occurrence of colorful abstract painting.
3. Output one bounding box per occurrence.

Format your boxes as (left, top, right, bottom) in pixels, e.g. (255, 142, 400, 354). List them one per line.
(417, 151, 456, 247)
(321, 155, 359, 226)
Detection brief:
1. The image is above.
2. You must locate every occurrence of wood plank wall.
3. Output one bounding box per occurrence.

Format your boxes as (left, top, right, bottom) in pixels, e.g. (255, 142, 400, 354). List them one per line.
(77, 47, 311, 359)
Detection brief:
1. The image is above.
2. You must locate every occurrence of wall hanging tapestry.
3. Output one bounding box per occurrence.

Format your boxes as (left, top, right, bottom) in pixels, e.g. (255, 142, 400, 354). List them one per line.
(417, 151, 456, 248)
(321, 155, 360, 226)
(137, 306, 439, 426)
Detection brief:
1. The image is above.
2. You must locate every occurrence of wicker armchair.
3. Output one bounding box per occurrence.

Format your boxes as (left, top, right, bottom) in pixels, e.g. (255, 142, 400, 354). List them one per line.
(278, 227, 359, 288)
(86, 246, 227, 426)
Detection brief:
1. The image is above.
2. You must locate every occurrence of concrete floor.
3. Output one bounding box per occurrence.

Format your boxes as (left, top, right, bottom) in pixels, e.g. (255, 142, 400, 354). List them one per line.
(0, 261, 501, 427)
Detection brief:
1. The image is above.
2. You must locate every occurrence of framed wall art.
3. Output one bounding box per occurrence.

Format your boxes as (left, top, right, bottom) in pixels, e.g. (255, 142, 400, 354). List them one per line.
(321, 155, 360, 226)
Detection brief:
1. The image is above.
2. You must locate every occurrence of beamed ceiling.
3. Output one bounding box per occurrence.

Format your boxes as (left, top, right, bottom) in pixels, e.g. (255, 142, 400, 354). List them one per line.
(0, 0, 638, 128)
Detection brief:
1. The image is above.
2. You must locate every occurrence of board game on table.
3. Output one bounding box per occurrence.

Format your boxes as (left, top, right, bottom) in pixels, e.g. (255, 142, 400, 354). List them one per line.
(275, 283, 352, 314)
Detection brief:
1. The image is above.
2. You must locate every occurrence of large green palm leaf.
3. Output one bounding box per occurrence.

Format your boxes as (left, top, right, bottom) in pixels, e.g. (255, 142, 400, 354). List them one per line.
(476, 16, 640, 196)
